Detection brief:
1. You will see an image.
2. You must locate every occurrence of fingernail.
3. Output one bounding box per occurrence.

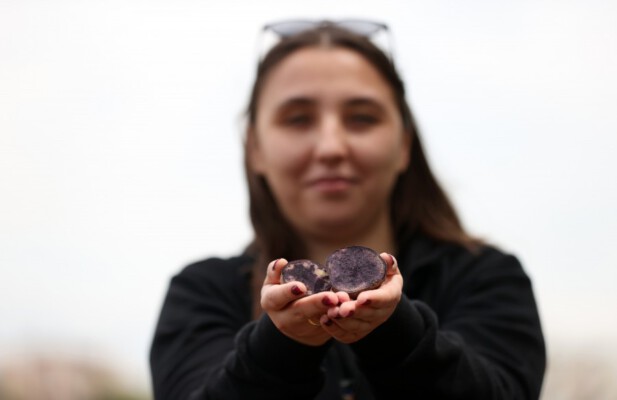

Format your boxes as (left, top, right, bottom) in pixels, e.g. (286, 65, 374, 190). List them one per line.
(272, 258, 280, 271)
(291, 285, 303, 296)
(322, 297, 334, 306)
(324, 319, 333, 326)
(389, 254, 396, 266)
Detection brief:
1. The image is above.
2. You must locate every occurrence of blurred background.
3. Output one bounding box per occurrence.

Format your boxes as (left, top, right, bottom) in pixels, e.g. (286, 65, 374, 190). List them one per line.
(1, 0, 616, 399)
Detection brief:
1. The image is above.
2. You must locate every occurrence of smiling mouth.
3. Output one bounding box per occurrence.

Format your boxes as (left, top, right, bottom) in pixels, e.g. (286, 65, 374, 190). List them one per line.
(308, 177, 357, 193)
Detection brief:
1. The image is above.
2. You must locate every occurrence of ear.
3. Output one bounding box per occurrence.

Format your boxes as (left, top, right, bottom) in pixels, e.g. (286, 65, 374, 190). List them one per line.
(247, 127, 266, 175)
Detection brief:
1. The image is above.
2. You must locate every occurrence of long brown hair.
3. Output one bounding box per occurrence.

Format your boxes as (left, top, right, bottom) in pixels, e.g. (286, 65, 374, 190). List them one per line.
(243, 24, 480, 318)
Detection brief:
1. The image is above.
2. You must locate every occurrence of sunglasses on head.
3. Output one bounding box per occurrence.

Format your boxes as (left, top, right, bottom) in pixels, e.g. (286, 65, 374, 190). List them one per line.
(263, 19, 389, 38)
(257, 19, 395, 63)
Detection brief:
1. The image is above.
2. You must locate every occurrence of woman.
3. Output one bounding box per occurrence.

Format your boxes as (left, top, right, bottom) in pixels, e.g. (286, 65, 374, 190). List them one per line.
(150, 20, 546, 399)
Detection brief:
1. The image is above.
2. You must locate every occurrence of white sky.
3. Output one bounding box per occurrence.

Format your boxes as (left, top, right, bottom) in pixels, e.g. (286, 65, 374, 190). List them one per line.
(1, 0, 616, 395)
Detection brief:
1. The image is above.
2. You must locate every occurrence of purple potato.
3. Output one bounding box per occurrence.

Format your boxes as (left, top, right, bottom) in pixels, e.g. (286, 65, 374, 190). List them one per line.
(325, 246, 387, 299)
(280, 259, 331, 295)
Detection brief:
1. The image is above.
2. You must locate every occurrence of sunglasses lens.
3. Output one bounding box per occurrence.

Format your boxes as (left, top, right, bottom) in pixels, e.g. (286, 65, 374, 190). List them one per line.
(266, 21, 318, 37)
(335, 20, 384, 37)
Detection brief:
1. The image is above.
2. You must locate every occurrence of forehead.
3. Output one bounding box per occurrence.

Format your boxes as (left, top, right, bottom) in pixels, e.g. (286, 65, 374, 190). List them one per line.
(257, 47, 396, 109)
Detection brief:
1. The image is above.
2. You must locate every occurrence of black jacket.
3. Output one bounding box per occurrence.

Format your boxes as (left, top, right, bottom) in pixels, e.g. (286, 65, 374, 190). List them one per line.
(150, 234, 546, 399)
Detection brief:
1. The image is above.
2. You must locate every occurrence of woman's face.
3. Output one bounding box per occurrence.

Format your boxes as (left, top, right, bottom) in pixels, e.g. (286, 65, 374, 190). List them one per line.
(250, 47, 410, 240)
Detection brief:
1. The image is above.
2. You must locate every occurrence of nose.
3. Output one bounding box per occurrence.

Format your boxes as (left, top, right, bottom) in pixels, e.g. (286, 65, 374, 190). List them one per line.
(314, 115, 348, 163)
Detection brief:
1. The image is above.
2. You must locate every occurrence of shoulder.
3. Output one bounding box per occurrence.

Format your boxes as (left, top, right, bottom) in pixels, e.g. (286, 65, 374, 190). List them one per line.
(401, 234, 532, 298)
(157, 253, 255, 323)
(402, 235, 541, 324)
(153, 253, 256, 348)
(457, 243, 528, 286)
(167, 253, 255, 301)
(180, 253, 254, 280)
(402, 233, 524, 274)
(446, 242, 524, 276)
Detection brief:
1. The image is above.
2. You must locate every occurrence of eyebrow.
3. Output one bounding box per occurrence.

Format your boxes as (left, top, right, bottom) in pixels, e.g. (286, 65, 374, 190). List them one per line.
(344, 97, 387, 112)
(275, 97, 316, 110)
(275, 96, 387, 111)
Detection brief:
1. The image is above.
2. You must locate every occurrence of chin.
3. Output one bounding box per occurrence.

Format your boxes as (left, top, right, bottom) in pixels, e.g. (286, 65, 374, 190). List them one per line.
(311, 214, 359, 234)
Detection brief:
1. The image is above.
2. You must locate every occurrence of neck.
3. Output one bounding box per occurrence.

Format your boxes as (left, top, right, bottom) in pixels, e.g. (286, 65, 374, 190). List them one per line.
(302, 211, 397, 265)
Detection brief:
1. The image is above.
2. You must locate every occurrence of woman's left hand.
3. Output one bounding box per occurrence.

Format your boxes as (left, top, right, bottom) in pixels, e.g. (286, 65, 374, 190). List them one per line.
(319, 253, 403, 344)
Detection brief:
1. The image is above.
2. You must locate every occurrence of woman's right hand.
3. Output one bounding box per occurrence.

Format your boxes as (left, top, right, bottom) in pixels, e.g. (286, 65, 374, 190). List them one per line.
(261, 258, 339, 346)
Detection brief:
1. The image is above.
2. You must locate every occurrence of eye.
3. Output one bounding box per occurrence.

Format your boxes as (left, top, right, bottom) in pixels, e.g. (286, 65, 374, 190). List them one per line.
(345, 113, 380, 129)
(284, 113, 313, 127)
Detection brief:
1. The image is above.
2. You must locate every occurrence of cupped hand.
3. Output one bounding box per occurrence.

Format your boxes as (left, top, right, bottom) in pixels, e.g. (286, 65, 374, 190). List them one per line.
(319, 253, 403, 344)
(261, 258, 339, 346)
